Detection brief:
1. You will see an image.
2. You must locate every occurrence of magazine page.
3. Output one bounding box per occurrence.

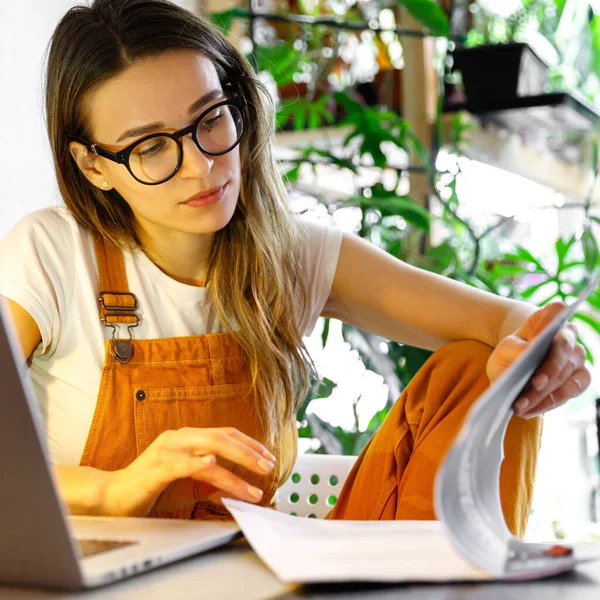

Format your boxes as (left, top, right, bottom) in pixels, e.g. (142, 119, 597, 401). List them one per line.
(435, 275, 600, 580)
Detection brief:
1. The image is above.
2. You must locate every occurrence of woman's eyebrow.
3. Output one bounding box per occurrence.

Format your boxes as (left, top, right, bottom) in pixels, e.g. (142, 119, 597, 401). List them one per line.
(114, 89, 224, 143)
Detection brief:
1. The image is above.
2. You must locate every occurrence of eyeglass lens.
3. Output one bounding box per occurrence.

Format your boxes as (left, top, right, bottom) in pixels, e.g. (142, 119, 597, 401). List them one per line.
(128, 103, 243, 184)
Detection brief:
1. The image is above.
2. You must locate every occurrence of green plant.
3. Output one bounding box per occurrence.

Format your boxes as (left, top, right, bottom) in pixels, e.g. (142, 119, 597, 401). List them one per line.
(210, 0, 600, 455)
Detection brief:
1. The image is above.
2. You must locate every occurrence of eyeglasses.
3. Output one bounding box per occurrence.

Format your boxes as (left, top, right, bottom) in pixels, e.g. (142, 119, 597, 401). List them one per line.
(84, 95, 246, 186)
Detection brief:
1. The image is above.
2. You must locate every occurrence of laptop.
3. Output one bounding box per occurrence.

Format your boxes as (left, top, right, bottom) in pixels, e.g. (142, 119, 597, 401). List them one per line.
(0, 300, 240, 590)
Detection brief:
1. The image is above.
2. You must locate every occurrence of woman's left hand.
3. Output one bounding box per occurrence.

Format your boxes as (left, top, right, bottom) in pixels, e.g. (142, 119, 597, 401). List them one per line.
(486, 301, 591, 420)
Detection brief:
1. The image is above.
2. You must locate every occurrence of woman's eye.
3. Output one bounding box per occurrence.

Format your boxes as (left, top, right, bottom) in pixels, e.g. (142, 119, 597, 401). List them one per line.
(135, 140, 166, 157)
(200, 114, 223, 129)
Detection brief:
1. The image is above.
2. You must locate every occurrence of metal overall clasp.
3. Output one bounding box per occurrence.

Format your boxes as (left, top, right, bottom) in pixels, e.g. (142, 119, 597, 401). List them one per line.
(98, 292, 140, 364)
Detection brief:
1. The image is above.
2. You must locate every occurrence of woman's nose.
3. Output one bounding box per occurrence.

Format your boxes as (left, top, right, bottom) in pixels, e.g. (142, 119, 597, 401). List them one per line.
(178, 135, 214, 179)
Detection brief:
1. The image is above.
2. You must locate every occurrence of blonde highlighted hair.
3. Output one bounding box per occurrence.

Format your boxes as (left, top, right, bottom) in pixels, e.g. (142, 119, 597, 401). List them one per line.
(45, 0, 318, 445)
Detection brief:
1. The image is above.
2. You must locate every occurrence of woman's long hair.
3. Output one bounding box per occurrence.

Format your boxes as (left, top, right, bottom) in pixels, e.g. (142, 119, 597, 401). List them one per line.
(45, 0, 317, 446)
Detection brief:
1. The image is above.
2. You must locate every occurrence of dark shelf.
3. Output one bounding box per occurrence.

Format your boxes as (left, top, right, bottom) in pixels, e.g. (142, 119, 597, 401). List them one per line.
(443, 91, 600, 133)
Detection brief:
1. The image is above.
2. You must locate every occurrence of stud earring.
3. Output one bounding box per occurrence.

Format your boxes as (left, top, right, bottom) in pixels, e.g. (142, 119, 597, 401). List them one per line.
(100, 181, 110, 191)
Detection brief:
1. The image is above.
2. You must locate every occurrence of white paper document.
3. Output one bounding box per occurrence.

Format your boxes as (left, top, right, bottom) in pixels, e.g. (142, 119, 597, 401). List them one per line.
(225, 275, 600, 584)
(223, 499, 489, 584)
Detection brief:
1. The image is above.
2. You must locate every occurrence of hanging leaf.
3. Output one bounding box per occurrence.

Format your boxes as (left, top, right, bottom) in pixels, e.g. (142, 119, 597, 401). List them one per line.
(590, 14, 600, 81)
(582, 226, 600, 273)
(396, 0, 450, 37)
(321, 317, 331, 348)
(284, 164, 301, 183)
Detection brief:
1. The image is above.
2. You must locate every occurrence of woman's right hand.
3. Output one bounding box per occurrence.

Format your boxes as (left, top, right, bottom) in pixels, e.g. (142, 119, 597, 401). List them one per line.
(100, 427, 276, 517)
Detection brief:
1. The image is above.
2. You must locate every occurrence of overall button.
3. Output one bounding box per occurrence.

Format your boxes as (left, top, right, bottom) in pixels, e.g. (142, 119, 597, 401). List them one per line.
(114, 340, 133, 363)
(135, 390, 146, 401)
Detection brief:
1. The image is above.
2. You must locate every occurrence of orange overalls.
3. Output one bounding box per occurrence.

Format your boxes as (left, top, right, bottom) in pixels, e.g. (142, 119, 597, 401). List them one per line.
(80, 237, 542, 535)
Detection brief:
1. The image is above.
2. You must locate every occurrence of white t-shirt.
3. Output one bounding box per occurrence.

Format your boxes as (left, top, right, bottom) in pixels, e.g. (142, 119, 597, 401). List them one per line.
(0, 207, 342, 466)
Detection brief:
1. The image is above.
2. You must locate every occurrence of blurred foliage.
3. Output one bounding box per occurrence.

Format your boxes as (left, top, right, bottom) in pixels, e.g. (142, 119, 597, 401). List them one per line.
(210, 0, 600, 455)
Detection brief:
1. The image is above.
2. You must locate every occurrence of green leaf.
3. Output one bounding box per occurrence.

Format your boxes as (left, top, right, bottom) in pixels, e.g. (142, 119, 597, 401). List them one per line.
(582, 226, 600, 273)
(356, 189, 430, 231)
(396, 0, 449, 37)
(591, 15, 600, 81)
(277, 96, 334, 131)
(555, 236, 577, 270)
(425, 240, 457, 275)
(254, 44, 305, 87)
(573, 312, 600, 340)
(321, 317, 331, 348)
(365, 407, 391, 433)
(311, 149, 358, 173)
(490, 263, 529, 278)
(335, 93, 413, 168)
(538, 292, 560, 306)
(585, 288, 600, 312)
(284, 164, 301, 183)
(502, 247, 546, 273)
(209, 8, 246, 34)
(520, 278, 554, 299)
(313, 376, 337, 400)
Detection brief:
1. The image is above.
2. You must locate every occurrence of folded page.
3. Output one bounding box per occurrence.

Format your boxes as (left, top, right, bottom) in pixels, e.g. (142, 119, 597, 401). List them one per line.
(223, 499, 489, 584)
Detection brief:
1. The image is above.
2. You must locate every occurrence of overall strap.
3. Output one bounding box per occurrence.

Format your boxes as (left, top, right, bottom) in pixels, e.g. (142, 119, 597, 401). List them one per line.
(93, 235, 139, 363)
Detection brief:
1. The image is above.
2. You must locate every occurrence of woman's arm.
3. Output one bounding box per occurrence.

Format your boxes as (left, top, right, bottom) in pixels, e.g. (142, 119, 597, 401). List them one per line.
(323, 232, 590, 419)
(322, 232, 536, 350)
(2, 297, 43, 362)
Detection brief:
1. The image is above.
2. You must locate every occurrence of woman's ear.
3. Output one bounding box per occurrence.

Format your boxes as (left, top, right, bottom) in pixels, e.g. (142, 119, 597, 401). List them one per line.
(68, 141, 112, 190)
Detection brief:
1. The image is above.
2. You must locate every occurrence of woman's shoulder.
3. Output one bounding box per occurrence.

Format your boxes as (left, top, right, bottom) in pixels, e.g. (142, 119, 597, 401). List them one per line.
(6, 205, 82, 235)
(2, 206, 90, 252)
(295, 216, 343, 263)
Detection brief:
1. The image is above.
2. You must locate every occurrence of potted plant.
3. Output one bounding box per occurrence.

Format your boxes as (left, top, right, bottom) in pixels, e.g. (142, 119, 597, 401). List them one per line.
(448, 0, 600, 113)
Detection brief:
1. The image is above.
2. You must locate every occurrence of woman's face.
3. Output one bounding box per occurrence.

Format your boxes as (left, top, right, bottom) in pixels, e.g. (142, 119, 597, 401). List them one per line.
(80, 49, 242, 239)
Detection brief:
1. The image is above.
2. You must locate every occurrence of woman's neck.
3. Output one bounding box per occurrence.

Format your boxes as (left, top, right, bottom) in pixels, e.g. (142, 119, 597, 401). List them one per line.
(137, 222, 215, 287)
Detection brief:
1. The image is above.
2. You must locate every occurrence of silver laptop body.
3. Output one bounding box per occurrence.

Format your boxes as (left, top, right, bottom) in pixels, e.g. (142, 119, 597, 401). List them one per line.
(0, 300, 239, 589)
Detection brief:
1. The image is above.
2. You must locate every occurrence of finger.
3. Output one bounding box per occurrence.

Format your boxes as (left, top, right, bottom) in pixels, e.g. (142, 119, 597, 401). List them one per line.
(160, 428, 275, 477)
(529, 327, 577, 391)
(191, 463, 264, 504)
(520, 367, 591, 419)
(516, 354, 577, 416)
(225, 428, 276, 462)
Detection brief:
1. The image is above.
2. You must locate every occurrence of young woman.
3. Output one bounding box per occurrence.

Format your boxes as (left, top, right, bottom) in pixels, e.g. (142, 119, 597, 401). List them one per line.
(0, 0, 589, 537)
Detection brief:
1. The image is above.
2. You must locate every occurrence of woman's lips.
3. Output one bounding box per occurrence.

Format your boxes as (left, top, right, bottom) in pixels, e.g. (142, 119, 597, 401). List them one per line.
(182, 184, 226, 208)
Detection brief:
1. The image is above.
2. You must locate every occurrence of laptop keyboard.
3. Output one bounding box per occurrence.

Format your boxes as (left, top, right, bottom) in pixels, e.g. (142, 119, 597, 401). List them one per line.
(76, 538, 137, 558)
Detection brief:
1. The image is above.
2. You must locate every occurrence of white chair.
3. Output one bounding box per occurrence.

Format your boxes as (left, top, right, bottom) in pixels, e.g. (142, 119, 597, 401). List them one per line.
(275, 454, 357, 518)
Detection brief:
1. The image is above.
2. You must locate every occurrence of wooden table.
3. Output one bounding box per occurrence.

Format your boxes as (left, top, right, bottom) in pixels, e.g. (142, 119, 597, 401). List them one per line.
(2, 539, 600, 599)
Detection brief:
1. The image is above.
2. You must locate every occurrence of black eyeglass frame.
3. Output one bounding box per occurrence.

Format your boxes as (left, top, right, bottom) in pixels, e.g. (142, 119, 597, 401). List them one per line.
(82, 95, 247, 186)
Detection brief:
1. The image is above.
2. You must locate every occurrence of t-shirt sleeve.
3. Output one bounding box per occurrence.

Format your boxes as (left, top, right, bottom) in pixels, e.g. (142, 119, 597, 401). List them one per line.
(0, 209, 74, 355)
(296, 218, 343, 337)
